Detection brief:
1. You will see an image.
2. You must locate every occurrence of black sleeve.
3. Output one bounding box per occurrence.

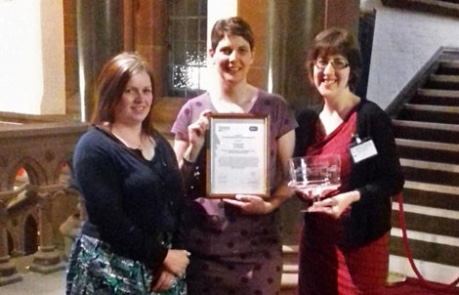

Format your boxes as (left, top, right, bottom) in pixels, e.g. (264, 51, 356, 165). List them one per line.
(157, 134, 187, 250)
(180, 144, 207, 200)
(353, 104, 405, 205)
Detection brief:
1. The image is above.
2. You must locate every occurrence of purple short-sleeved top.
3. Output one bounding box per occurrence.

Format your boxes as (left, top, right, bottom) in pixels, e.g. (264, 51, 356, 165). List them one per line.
(171, 90, 297, 256)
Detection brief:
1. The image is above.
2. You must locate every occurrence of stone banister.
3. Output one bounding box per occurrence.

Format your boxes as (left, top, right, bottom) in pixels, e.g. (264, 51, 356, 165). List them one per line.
(0, 120, 87, 286)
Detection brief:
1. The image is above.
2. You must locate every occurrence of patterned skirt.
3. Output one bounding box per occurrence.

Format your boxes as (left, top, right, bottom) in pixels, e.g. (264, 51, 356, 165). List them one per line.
(66, 234, 187, 295)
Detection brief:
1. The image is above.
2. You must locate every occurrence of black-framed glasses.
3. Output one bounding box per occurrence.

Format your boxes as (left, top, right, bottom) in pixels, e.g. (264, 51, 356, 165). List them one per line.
(314, 58, 349, 70)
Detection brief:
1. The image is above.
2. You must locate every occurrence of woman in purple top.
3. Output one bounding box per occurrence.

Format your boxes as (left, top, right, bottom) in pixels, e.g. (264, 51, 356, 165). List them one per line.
(171, 17, 297, 295)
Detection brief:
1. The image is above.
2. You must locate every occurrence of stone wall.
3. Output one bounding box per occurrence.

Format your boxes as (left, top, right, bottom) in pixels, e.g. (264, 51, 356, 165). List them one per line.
(363, 1, 459, 109)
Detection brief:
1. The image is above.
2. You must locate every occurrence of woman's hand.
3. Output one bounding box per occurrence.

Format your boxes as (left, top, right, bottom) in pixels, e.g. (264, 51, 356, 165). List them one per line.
(223, 194, 272, 214)
(292, 185, 338, 203)
(162, 249, 190, 278)
(306, 191, 360, 218)
(223, 182, 293, 214)
(187, 110, 211, 152)
(151, 269, 179, 292)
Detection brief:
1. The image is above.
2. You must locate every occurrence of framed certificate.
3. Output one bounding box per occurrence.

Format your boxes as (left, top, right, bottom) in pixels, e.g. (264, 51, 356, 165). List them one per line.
(206, 114, 270, 198)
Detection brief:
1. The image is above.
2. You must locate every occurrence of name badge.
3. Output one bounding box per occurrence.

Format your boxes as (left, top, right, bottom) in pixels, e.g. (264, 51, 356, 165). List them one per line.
(350, 137, 378, 163)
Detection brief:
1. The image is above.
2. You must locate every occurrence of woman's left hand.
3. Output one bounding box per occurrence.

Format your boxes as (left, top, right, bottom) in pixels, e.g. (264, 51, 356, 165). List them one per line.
(223, 194, 271, 214)
(306, 191, 360, 218)
(306, 197, 344, 218)
(151, 269, 178, 292)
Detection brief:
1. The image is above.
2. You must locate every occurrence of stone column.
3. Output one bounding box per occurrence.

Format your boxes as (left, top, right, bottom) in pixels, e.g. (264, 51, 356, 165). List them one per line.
(266, 0, 326, 111)
(29, 185, 65, 274)
(324, 0, 360, 37)
(76, 0, 124, 121)
(0, 192, 22, 286)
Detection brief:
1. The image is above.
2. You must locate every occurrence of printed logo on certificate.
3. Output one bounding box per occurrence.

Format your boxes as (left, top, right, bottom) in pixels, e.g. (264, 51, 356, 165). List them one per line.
(207, 114, 270, 198)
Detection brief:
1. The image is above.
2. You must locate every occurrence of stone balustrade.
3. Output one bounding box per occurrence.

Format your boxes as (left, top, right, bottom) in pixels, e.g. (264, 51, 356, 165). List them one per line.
(0, 119, 87, 286)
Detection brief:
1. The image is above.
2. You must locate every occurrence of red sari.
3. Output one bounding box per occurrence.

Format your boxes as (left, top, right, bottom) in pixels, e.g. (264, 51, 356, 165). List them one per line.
(298, 110, 389, 295)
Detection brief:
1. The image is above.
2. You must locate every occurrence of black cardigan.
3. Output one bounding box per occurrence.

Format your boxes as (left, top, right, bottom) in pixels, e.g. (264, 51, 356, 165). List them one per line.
(294, 100, 405, 248)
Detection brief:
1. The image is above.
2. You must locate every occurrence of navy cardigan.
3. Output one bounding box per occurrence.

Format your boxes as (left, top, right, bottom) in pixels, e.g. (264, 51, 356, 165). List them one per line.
(74, 127, 185, 270)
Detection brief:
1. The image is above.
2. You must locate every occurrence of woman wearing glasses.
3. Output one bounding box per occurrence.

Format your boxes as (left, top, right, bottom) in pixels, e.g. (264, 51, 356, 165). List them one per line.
(294, 28, 404, 294)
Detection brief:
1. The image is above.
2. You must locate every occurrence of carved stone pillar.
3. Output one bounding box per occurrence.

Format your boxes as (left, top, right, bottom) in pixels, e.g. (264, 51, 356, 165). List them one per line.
(0, 193, 22, 286)
(29, 185, 65, 274)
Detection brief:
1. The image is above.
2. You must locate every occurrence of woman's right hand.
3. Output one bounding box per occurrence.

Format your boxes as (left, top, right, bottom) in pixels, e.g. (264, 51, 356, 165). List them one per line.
(163, 249, 191, 277)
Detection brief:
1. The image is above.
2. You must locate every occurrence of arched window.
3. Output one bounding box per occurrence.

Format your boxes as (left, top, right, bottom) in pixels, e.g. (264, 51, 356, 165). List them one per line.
(168, 0, 208, 98)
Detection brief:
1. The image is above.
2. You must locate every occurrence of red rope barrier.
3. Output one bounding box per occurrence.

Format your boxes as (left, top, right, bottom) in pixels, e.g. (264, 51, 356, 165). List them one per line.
(397, 193, 459, 292)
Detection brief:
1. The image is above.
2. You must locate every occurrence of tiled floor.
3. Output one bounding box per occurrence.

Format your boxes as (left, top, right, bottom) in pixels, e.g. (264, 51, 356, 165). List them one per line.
(1, 270, 66, 295)
(1, 256, 66, 295)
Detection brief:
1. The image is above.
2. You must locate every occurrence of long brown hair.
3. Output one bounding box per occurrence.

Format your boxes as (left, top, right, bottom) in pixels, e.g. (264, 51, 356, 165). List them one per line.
(91, 52, 156, 134)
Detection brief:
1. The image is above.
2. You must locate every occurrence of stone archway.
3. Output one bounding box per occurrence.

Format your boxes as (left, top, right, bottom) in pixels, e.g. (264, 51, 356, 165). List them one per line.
(23, 215, 38, 256)
(53, 158, 73, 188)
(7, 158, 47, 190)
(7, 231, 14, 256)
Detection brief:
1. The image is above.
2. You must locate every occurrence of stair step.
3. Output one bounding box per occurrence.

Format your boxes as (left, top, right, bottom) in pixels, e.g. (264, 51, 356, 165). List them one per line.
(390, 235, 459, 267)
(281, 272, 298, 291)
(429, 74, 459, 84)
(437, 60, 459, 75)
(426, 74, 459, 91)
(393, 120, 459, 132)
(418, 89, 459, 98)
(283, 263, 299, 273)
(401, 158, 459, 173)
(396, 138, 459, 164)
(395, 138, 459, 152)
(393, 120, 459, 144)
(404, 103, 459, 113)
(401, 158, 459, 186)
(440, 50, 459, 61)
(392, 202, 459, 237)
(405, 180, 459, 196)
(393, 199, 459, 222)
(282, 245, 299, 265)
(398, 104, 459, 124)
(402, 184, 459, 210)
(413, 89, 459, 106)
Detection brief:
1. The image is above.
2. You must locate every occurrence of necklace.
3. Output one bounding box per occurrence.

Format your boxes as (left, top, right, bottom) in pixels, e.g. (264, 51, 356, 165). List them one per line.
(111, 131, 143, 150)
(112, 131, 156, 160)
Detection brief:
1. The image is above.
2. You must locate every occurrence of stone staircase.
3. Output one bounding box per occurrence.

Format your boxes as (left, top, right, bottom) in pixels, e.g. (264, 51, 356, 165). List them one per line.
(388, 47, 459, 282)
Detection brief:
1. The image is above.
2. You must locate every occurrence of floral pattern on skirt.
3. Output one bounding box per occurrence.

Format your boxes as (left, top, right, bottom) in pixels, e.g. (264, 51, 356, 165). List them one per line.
(66, 234, 187, 295)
